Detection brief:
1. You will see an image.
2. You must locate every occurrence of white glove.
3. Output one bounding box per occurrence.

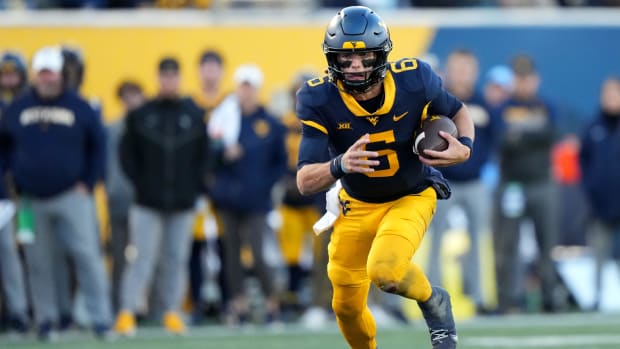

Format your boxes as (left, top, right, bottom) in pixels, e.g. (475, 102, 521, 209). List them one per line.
(312, 180, 342, 235)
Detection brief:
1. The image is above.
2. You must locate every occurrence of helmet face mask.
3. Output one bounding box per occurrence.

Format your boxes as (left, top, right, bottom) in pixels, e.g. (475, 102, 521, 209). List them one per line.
(323, 6, 392, 93)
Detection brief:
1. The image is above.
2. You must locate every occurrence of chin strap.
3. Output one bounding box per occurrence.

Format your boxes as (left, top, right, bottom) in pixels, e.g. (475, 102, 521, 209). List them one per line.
(333, 78, 381, 96)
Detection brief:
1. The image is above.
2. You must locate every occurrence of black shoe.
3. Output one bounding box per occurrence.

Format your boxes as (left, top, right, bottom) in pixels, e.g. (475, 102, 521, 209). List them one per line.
(58, 313, 73, 331)
(475, 305, 499, 316)
(265, 311, 283, 327)
(93, 323, 116, 341)
(418, 287, 458, 349)
(224, 311, 250, 327)
(9, 315, 30, 334)
(37, 321, 58, 342)
(191, 310, 203, 326)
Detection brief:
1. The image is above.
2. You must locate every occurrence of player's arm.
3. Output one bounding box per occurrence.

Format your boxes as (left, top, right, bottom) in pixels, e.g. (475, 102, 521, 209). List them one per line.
(421, 104, 474, 167)
(297, 134, 379, 196)
(295, 79, 378, 195)
(415, 62, 475, 166)
(296, 162, 333, 196)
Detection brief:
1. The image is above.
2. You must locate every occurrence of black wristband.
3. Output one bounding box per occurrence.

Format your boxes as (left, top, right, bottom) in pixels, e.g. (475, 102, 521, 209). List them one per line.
(329, 154, 346, 179)
(458, 136, 474, 152)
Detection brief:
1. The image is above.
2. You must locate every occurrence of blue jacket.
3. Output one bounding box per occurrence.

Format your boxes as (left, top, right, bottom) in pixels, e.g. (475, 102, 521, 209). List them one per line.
(0, 167, 6, 199)
(439, 91, 501, 181)
(580, 111, 620, 224)
(209, 106, 287, 213)
(1, 88, 105, 198)
(0, 100, 7, 199)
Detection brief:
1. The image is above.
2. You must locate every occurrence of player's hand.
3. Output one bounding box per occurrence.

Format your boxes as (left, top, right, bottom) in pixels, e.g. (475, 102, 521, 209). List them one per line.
(419, 131, 471, 167)
(341, 133, 380, 174)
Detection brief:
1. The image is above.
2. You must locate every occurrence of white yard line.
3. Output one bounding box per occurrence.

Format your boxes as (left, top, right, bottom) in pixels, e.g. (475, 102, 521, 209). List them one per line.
(458, 313, 620, 330)
(465, 334, 620, 347)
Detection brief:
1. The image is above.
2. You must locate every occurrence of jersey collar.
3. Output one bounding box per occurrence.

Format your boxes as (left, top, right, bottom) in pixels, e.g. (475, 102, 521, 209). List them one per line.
(337, 70, 396, 117)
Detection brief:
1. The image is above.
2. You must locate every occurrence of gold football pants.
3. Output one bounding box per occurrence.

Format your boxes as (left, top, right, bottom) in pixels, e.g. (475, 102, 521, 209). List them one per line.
(328, 187, 436, 349)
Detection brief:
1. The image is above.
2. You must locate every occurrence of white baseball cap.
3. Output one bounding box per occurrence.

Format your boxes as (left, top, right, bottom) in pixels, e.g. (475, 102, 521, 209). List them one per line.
(32, 46, 63, 73)
(233, 64, 263, 88)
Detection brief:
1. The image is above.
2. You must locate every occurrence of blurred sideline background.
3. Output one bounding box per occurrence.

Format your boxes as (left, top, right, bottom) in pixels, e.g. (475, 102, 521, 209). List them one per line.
(1, 7, 618, 129)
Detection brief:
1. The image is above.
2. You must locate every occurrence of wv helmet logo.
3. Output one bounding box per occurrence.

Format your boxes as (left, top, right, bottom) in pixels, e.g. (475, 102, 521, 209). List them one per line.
(342, 41, 367, 49)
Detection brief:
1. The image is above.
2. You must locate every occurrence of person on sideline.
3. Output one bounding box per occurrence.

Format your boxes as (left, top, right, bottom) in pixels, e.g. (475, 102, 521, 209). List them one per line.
(114, 57, 209, 336)
(105, 80, 146, 312)
(427, 49, 499, 312)
(579, 76, 620, 311)
(493, 54, 560, 314)
(1, 46, 111, 341)
(208, 64, 287, 325)
(0, 51, 30, 334)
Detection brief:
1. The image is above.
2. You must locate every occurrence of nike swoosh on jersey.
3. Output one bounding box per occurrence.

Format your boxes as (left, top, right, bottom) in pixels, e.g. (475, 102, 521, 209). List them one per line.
(393, 111, 409, 122)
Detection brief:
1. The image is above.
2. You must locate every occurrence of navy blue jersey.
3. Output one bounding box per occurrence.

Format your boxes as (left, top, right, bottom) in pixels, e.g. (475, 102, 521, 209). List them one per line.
(297, 58, 462, 203)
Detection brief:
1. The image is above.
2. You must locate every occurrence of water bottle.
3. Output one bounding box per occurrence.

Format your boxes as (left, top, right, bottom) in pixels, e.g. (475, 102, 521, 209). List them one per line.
(16, 199, 35, 244)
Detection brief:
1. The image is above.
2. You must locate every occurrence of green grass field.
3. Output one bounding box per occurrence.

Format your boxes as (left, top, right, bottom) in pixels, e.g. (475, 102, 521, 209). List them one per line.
(3, 312, 620, 349)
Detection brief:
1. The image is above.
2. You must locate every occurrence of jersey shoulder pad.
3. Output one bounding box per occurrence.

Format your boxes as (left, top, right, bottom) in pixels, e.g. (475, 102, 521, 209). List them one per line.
(296, 78, 331, 135)
(389, 57, 434, 93)
(296, 76, 330, 109)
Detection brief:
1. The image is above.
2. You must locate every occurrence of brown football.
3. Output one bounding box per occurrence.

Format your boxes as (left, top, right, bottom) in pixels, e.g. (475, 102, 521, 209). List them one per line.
(413, 115, 458, 158)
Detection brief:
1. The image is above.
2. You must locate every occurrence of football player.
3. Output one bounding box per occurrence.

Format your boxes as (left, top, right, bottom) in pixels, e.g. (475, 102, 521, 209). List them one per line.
(0, 50, 30, 334)
(296, 6, 474, 349)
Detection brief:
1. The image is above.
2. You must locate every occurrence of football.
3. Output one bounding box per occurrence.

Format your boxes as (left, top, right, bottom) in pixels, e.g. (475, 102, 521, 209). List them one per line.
(413, 115, 458, 158)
